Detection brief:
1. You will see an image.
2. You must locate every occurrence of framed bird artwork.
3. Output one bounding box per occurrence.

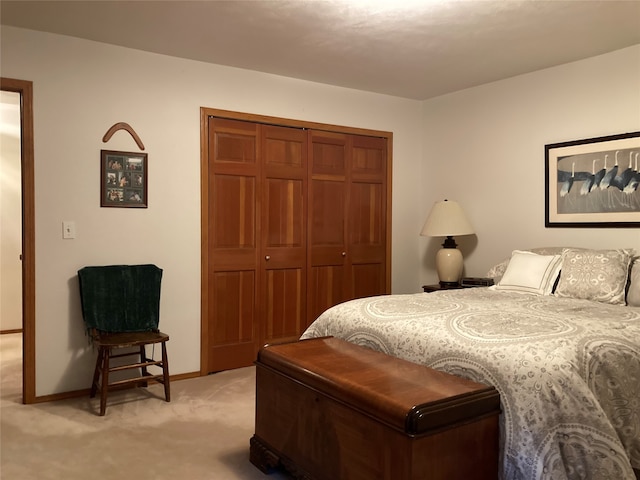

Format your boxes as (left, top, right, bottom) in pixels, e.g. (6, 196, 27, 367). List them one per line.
(545, 131, 640, 227)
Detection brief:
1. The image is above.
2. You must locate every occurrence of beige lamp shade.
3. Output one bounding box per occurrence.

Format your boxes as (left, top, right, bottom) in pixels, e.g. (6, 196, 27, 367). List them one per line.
(420, 199, 474, 238)
(420, 199, 474, 286)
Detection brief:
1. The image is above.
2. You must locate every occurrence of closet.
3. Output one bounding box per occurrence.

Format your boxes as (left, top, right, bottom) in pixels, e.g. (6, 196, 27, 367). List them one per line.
(201, 109, 391, 373)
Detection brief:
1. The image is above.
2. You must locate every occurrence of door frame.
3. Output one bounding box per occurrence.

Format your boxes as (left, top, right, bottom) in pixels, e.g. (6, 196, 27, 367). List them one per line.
(1, 78, 36, 404)
(200, 107, 392, 375)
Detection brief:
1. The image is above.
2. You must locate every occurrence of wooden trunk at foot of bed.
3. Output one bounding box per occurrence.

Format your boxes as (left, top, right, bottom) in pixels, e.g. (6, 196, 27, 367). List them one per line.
(250, 336, 501, 480)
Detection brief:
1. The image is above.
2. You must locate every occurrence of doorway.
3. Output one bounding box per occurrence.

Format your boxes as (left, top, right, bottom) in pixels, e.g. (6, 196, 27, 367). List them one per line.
(0, 78, 35, 404)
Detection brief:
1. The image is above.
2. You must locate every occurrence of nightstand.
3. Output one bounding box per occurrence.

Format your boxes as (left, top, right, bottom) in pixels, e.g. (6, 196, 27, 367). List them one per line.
(422, 284, 468, 293)
(422, 279, 494, 293)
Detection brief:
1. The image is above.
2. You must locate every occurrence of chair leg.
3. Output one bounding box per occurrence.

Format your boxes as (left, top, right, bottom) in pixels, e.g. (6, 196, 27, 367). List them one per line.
(99, 347, 110, 416)
(139, 345, 149, 387)
(161, 341, 170, 402)
(90, 348, 104, 398)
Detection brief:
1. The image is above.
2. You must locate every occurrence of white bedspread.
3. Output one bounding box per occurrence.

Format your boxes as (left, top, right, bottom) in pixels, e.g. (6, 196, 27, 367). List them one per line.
(300, 288, 640, 480)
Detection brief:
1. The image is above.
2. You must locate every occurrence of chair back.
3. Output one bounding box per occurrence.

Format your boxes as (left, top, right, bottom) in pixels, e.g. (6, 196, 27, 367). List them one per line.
(78, 264, 163, 333)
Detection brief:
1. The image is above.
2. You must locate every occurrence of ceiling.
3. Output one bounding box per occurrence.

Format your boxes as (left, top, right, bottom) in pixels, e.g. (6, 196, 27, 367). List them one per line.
(2, 0, 640, 100)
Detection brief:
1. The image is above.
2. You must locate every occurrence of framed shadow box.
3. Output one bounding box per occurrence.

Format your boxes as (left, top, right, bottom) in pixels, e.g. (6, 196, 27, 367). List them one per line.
(101, 150, 147, 208)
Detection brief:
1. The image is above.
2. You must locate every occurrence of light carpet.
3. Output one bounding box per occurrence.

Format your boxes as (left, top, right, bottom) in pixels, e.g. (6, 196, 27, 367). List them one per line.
(0, 333, 291, 480)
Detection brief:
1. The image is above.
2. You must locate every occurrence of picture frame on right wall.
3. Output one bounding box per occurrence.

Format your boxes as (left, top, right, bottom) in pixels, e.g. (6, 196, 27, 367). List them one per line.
(100, 149, 148, 208)
(545, 131, 640, 228)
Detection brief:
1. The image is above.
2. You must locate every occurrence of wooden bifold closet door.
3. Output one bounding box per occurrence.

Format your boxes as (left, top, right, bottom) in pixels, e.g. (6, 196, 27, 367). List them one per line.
(203, 111, 389, 374)
(307, 130, 387, 325)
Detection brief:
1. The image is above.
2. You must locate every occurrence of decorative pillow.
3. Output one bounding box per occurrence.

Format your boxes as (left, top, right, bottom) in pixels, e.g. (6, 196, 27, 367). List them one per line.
(487, 247, 565, 284)
(486, 260, 509, 283)
(625, 258, 640, 307)
(495, 250, 563, 295)
(554, 248, 633, 305)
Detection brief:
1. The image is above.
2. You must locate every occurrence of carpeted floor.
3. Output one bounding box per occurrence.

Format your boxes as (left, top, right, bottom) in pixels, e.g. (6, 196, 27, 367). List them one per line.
(0, 333, 291, 480)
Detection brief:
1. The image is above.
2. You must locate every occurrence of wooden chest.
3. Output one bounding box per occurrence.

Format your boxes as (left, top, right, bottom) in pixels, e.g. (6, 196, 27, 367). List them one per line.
(250, 337, 500, 480)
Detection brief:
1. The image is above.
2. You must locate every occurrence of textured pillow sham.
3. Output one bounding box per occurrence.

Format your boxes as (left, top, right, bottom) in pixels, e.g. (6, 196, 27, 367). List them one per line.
(554, 248, 633, 305)
(495, 250, 562, 295)
(627, 259, 640, 307)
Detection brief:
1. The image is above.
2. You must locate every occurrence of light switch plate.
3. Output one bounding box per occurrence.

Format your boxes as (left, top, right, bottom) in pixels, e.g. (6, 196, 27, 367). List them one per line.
(62, 221, 76, 239)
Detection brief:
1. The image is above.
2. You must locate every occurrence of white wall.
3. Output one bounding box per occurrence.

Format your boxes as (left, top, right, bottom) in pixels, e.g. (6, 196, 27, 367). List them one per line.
(1, 26, 423, 396)
(420, 45, 640, 285)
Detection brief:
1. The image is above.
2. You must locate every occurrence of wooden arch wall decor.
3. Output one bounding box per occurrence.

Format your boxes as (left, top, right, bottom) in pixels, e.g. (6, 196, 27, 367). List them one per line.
(102, 122, 145, 151)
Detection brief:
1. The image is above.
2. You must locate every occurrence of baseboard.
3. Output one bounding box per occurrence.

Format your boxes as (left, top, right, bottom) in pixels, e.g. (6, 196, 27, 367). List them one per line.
(31, 370, 202, 404)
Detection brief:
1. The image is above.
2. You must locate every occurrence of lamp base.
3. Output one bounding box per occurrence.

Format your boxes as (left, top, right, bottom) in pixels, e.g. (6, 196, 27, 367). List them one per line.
(435, 236, 463, 286)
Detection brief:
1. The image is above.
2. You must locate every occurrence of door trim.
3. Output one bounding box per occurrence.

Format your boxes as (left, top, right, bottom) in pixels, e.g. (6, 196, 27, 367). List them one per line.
(1, 77, 36, 404)
(200, 107, 392, 375)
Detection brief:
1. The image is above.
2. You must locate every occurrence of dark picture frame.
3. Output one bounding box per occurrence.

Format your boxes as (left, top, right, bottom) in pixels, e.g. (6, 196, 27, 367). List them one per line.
(100, 150, 147, 208)
(545, 131, 640, 228)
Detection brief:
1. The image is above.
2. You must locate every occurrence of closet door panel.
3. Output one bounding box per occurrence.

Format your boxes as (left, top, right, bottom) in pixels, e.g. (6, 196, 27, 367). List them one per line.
(210, 118, 257, 166)
(262, 176, 306, 343)
(348, 181, 385, 265)
(307, 265, 347, 324)
(311, 141, 346, 175)
(351, 136, 385, 176)
(264, 178, 304, 251)
(265, 268, 303, 341)
(307, 131, 348, 325)
(309, 179, 345, 254)
(264, 126, 304, 169)
(348, 135, 387, 299)
(261, 125, 307, 344)
(209, 270, 256, 372)
(351, 264, 385, 299)
(208, 118, 260, 372)
(212, 174, 256, 266)
(308, 131, 347, 260)
(349, 182, 384, 247)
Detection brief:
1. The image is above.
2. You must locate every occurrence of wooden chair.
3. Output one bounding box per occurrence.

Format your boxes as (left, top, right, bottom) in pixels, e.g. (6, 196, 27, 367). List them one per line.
(78, 264, 170, 416)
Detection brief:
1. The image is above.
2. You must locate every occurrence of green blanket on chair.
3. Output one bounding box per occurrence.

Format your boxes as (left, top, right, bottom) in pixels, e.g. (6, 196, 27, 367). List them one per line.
(78, 264, 163, 333)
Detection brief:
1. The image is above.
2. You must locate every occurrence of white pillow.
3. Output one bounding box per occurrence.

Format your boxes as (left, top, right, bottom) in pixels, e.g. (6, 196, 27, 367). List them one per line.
(495, 250, 562, 295)
(486, 247, 565, 283)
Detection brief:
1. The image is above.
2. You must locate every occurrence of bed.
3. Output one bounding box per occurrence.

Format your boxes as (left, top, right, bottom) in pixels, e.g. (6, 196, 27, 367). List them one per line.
(300, 247, 640, 480)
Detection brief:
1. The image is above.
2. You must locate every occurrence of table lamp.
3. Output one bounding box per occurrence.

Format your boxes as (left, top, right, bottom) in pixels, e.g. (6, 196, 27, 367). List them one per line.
(420, 199, 475, 286)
